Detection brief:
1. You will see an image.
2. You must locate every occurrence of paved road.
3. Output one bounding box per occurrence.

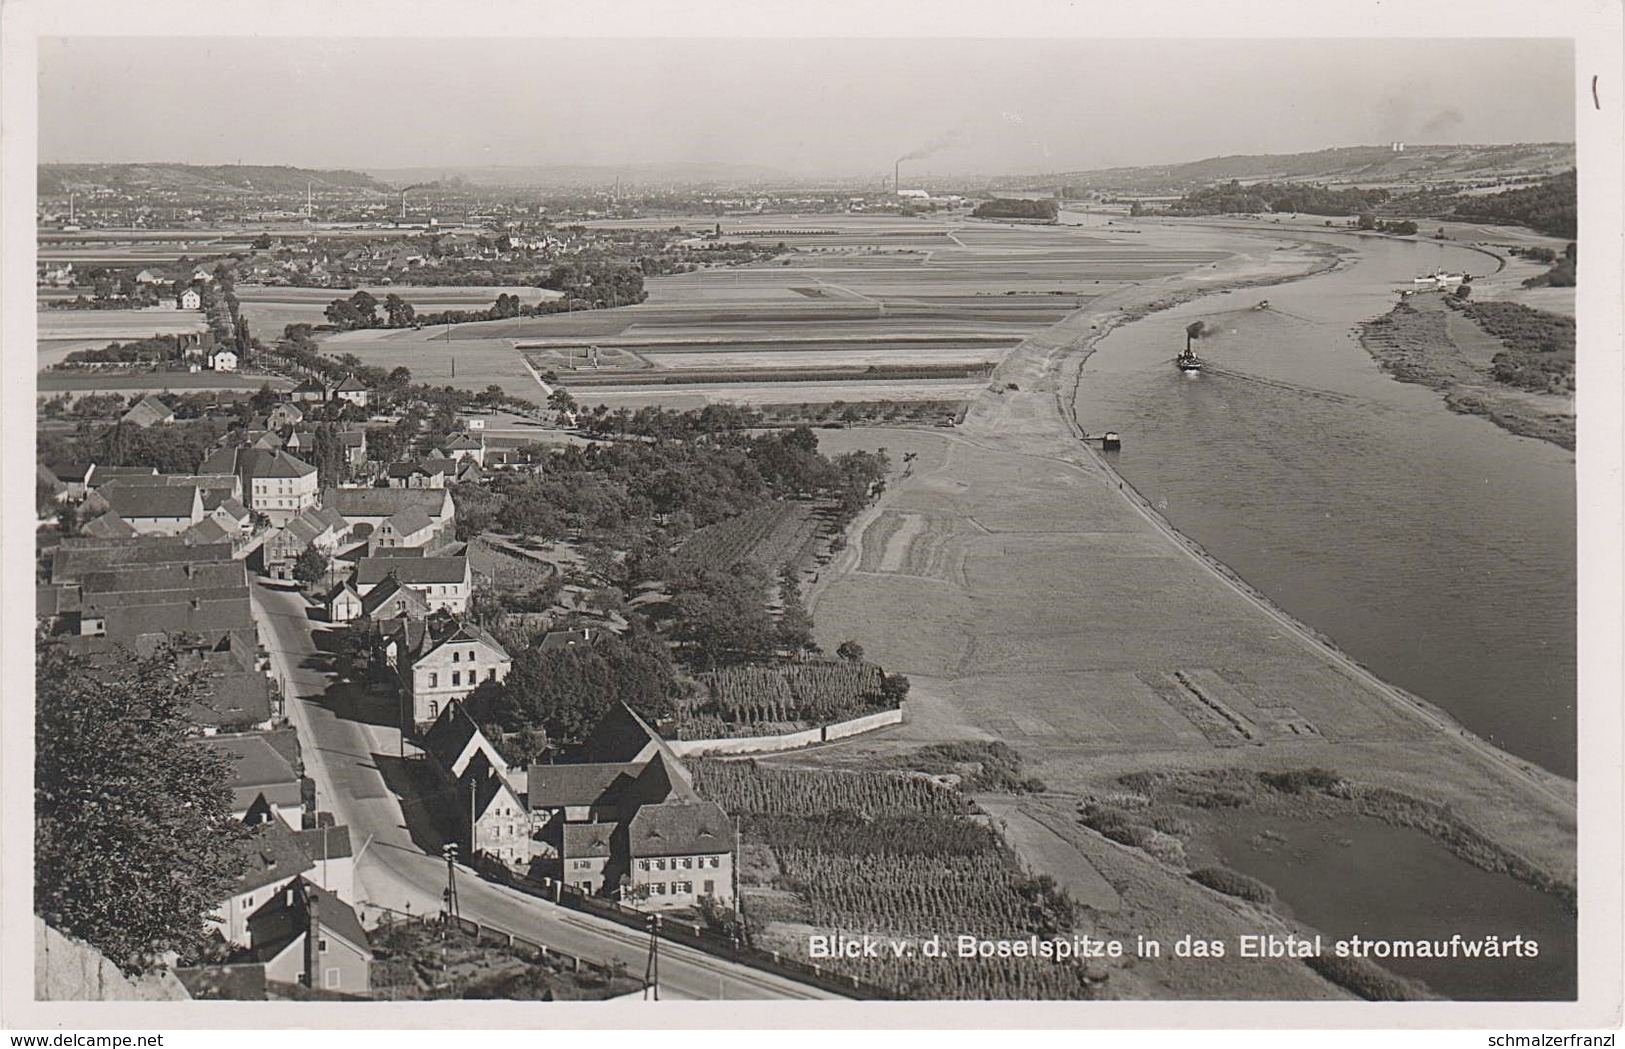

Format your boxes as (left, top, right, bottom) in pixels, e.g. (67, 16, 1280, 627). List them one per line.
(250, 580, 838, 1001)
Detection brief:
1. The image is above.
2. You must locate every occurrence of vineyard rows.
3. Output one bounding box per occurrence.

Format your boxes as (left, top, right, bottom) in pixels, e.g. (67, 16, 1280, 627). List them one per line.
(693, 762, 1093, 999)
(685, 659, 887, 728)
(676, 501, 805, 571)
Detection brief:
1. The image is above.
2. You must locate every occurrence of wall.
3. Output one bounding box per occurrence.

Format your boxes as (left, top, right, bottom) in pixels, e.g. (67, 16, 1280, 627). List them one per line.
(34, 919, 191, 1001)
(667, 706, 904, 757)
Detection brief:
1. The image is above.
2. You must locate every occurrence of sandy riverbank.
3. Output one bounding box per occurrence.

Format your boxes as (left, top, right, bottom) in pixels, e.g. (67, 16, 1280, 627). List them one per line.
(789, 221, 1575, 999)
(1357, 292, 1575, 449)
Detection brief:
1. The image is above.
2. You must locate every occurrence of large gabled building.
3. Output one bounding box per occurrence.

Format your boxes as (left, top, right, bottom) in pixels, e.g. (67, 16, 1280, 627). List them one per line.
(528, 705, 735, 910)
(199, 446, 319, 527)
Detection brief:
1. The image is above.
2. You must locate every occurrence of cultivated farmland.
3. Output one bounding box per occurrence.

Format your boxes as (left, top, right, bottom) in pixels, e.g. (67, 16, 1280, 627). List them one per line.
(302, 214, 1228, 405)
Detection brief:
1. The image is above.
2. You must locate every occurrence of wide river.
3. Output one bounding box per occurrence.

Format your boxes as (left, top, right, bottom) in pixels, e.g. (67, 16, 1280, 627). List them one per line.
(1072, 230, 1577, 778)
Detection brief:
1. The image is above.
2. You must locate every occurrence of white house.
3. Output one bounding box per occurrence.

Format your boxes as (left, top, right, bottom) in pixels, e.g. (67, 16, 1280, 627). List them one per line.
(210, 348, 239, 372)
(178, 287, 203, 311)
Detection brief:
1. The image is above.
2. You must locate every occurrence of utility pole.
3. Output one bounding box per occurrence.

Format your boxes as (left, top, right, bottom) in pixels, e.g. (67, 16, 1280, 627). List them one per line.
(644, 914, 661, 1000)
(442, 841, 460, 921)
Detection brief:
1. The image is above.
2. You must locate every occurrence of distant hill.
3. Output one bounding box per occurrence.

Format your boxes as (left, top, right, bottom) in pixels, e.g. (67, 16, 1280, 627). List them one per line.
(368, 162, 791, 189)
(38, 163, 394, 197)
(1048, 143, 1575, 195)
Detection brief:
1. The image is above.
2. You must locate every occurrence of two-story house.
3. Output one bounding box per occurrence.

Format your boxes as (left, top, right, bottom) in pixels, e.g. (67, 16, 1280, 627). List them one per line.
(389, 617, 510, 730)
(247, 878, 372, 994)
(354, 556, 470, 613)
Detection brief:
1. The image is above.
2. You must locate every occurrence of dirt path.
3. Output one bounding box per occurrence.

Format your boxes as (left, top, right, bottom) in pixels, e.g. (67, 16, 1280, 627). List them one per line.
(806, 221, 1575, 887)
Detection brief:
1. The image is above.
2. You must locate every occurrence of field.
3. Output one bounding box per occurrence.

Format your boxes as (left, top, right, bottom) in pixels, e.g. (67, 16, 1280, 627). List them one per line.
(691, 760, 1102, 999)
(235, 284, 563, 340)
(36, 306, 209, 368)
(301, 214, 1229, 405)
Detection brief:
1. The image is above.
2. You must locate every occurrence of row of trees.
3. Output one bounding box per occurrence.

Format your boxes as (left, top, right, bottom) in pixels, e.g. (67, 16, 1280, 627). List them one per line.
(1452, 169, 1577, 239)
(1176, 180, 1392, 217)
(971, 198, 1059, 221)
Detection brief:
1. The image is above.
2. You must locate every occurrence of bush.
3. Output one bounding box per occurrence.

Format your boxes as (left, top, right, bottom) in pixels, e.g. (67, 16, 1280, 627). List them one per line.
(1187, 866, 1275, 903)
(1258, 768, 1342, 795)
(1305, 953, 1430, 1001)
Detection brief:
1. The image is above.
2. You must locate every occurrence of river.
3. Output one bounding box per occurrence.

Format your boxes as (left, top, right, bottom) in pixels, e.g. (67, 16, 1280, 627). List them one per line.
(1072, 230, 1577, 778)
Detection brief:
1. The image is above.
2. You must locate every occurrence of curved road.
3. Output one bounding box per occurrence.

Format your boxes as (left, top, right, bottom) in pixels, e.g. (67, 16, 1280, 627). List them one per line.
(250, 580, 839, 1001)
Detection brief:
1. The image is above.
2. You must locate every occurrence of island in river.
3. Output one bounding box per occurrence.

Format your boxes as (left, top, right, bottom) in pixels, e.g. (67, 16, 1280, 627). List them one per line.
(788, 216, 1576, 1001)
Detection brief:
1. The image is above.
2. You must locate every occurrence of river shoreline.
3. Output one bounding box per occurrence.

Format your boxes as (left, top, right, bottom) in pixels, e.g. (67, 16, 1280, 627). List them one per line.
(1357, 293, 1576, 450)
(1043, 227, 1573, 804)
(810, 218, 1574, 850)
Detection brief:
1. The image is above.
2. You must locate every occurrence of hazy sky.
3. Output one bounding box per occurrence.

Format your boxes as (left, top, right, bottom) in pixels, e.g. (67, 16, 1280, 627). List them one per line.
(38, 37, 1574, 176)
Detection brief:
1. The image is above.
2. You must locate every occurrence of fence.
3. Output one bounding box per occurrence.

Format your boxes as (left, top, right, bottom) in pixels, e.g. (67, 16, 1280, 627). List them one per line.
(363, 902, 640, 993)
(469, 857, 899, 1000)
(667, 705, 905, 757)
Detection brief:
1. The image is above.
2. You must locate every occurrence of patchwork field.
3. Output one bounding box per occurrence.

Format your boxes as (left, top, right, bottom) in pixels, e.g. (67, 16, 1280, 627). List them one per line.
(235, 284, 563, 340)
(306, 215, 1229, 406)
(37, 307, 211, 369)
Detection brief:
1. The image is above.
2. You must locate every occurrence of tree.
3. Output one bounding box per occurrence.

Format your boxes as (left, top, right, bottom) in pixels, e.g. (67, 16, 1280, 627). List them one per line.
(292, 546, 328, 587)
(384, 294, 415, 328)
(1356, 213, 1377, 231)
(250, 383, 279, 415)
(35, 644, 245, 972)
(879, 673, 911, 705)
(548, 388, 577, 416)
(836, 640, 866, 662)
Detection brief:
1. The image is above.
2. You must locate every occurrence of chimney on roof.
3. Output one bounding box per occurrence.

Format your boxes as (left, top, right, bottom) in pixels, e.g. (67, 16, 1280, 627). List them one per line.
(303, 882, 321, 988)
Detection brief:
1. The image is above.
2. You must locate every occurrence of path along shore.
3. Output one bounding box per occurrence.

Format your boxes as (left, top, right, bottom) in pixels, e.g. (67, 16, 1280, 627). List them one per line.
(806, 221, 1575, 895)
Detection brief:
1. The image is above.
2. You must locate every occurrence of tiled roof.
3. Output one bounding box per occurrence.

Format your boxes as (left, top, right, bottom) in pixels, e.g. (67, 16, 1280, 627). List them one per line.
(258, 451, 316, 480)
(333, 374, 368, 393)
(89, 596, 253, 643)
(53, 536, 233, 583)
(562, 822, 615, 859)
(526, 762, 644, 810)
(249, 879, 370, 962)
(96, 485, 199, 524)
(386, 460, 448, 479)
(381, 506, 434, 536)
(203, 734, 300, 813)
(86, 465, 159, 488)
(356, 556, 467, 587)
(182, 517, 234, 545)
(80, 512, 138, 539)
(229, 817, 316, 895)
(627, 798, 731, 859)
(322, 487, 450, 520)
(193, 671, 273, 729)
(359, 576, 430, 618)
(423, 700, 482, 770)
(122, 396, 173, 428)
(81, 561, 247, 595)
(424, 620, 509, 661)
(294, 825, 355, 862)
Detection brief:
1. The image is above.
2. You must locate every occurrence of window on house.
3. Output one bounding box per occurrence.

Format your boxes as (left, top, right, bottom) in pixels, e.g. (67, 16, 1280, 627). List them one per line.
(324, 968, 340, 990)
(487, 668, 496, 681)
(655, 859, 666, 871)
(429, 672, 438, 688)
(637, 860, 649, 871)
(682, 858, 693, 869)
(704, 880, 714, 894)
(428, 701, 439, 718)
(451, 671, 460, 686)
(318, 938, 328, 953)
(452, 651, 460, 663)
(470, 650, 477, 662)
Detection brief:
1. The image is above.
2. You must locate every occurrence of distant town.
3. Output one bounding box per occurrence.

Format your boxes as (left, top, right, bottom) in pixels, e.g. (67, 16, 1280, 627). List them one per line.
(34, 140, 1580, 1004)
